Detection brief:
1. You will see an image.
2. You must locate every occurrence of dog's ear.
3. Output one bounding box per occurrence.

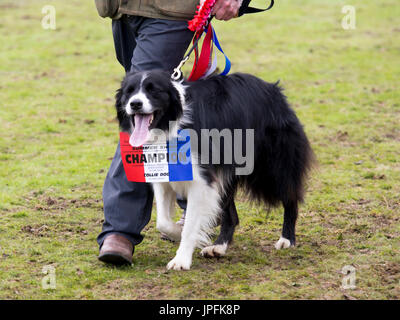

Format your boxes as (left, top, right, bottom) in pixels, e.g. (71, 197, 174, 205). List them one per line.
(115, 87, 123, 106)
(169, 82, 183, 115)
(115, 87, 130, 131)
(115, 87, 123, 118)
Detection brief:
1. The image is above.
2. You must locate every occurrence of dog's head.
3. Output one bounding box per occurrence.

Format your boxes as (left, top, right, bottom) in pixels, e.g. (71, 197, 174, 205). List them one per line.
(115, 70, 184, 146)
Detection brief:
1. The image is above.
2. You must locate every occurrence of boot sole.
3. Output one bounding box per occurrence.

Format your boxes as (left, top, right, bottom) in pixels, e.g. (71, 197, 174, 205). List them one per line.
(98, 251, 132, 266)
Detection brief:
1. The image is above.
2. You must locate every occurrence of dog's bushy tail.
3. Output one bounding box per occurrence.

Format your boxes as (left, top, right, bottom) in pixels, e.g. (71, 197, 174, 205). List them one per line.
(241, 84, 315, 207)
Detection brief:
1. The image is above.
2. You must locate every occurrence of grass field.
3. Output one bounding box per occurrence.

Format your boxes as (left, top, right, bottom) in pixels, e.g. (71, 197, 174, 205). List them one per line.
(0, 0, 399, 299)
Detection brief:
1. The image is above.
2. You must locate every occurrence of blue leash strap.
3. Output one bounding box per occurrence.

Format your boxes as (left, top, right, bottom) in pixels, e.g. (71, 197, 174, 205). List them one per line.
(209, 25, 231, 76)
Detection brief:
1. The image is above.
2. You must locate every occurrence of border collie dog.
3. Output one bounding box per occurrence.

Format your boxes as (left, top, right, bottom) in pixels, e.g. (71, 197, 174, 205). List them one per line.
(115, 70, 313, 270)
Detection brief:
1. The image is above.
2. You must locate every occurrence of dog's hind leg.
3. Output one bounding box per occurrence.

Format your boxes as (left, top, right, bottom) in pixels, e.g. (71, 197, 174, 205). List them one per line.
(167, 181, 220, 270)
(275, 200, 298, 249)
(153, 183, 182, 242)
(201, 196, 239, 258)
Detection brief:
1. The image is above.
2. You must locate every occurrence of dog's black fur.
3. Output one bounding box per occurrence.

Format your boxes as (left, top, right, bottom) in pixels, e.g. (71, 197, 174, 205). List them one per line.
(116, 70, 314, 255)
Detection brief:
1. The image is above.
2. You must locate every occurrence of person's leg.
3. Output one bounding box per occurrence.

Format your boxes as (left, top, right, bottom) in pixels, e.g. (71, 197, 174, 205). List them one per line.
(98, 144, 154, 246)
(98, 16, 154, 265)
(112, 16, 139, 72)
(98, 15, 193, 264)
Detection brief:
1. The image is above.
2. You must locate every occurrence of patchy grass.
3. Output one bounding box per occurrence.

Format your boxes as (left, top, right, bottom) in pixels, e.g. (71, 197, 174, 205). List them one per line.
(0, 0, 399, 299)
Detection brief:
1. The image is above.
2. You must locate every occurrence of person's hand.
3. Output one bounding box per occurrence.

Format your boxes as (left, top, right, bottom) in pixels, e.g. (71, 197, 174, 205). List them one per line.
(212, 0, 242, 21)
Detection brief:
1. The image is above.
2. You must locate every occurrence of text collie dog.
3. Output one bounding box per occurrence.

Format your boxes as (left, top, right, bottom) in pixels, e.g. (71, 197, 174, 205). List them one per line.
(115, 70, 314, 270)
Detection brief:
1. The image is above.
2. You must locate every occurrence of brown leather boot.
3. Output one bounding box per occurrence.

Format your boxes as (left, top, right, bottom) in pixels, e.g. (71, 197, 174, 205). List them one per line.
(98, 234, 133, 265)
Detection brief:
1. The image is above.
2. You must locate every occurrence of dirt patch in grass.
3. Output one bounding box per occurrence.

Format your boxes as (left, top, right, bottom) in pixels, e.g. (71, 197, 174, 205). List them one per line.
(23, 192, 102, 212)
(99, 279, 172, 300)
(374, 262, 400, 285)
(0, 3, 18, 9)
(21, 224, 49, 237)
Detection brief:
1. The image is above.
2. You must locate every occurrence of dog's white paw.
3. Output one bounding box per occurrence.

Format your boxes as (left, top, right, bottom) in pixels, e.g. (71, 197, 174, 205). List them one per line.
(274, 237, 292, 250)
(158, 223, 182, 242)
(166, 255, 191, 271)
(200, 243, 228, 258)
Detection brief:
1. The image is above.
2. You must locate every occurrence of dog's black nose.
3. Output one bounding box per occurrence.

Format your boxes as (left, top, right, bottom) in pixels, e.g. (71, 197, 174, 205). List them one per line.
(130, 100, 143, 111)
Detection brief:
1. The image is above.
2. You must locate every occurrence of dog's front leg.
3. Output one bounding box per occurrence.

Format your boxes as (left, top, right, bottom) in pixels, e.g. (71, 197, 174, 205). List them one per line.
(153, 183, 182, 242)
(167, 182, 220, 270)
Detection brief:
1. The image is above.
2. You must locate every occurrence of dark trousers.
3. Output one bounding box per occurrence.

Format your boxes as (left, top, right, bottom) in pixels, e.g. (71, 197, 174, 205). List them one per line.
(97, 15, 193, 249)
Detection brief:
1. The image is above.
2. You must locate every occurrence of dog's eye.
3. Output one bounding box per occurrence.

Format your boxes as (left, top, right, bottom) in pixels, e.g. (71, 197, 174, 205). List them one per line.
(146, 83, 154, 92)
(127, 86, 135, 93)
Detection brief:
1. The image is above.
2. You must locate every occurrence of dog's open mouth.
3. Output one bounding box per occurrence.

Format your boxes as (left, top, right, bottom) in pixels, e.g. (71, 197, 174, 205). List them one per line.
(129, 113, 156, 147)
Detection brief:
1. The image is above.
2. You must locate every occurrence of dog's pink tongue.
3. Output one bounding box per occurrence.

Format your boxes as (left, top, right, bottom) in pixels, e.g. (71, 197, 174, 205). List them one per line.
(129, 114, 152, 147)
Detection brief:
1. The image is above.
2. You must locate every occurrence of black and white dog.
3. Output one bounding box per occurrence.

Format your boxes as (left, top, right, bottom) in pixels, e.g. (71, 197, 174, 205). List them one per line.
(115, 70, 314, 270)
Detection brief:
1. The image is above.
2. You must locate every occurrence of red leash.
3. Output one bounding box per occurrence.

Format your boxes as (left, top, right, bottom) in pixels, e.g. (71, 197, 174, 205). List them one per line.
(188, 25, 214, 81)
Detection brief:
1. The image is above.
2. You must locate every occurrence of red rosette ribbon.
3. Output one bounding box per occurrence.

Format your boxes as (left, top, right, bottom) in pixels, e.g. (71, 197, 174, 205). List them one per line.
(188, 0, 217, 32)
